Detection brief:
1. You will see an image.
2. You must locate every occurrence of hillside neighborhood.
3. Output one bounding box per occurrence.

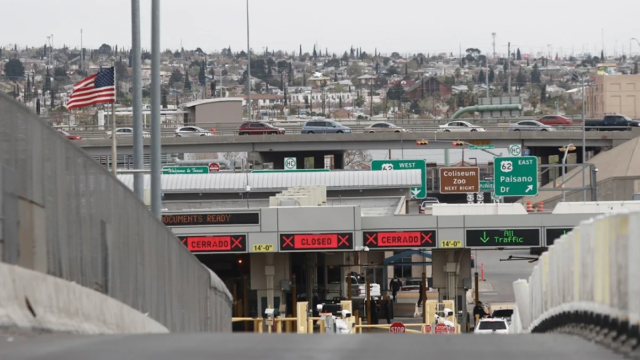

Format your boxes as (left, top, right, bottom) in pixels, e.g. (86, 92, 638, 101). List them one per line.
(1, 43, 639, 125)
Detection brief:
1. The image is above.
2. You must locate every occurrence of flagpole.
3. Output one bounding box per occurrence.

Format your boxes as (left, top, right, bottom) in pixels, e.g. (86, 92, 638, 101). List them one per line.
(111, 61, 118, 176)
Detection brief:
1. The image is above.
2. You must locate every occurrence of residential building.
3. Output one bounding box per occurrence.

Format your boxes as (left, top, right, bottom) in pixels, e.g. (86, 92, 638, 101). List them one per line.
(183, 98, 243, 125)
(403, 77, 452, 100)
(586, 74, 640, 118)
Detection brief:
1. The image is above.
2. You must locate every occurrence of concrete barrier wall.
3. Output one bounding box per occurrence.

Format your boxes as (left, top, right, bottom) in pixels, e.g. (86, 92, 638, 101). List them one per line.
(513, 211, 640, 350)
(0, 261, 168, 334)
(0, 92, 232, 332)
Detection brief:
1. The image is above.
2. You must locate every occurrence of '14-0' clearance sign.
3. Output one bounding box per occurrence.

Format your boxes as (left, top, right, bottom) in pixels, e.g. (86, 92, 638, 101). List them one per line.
(363, 231, 436, 249)
(279, 233, 353, 251)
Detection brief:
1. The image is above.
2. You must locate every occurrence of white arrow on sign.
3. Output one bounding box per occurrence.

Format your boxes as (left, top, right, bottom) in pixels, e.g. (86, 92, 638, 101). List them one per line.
(411, 188, 420, 197)
(525, 185, 533, 193)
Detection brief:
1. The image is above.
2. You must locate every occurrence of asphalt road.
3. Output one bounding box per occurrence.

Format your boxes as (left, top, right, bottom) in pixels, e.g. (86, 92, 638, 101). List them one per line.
(473, 249, 537, 304)
(0, 332, 624, 360)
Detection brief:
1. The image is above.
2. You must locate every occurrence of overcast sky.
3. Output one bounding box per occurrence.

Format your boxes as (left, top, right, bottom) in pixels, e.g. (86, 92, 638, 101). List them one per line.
(3, 0, 639, 58)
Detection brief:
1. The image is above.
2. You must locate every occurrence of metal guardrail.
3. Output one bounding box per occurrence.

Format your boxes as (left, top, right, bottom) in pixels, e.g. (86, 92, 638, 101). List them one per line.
(0, 93, 232, 332)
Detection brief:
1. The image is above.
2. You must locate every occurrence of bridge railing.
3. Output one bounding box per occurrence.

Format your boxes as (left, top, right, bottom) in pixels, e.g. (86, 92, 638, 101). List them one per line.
(0, 93, 232, 332)
(513, 210, 640, 352)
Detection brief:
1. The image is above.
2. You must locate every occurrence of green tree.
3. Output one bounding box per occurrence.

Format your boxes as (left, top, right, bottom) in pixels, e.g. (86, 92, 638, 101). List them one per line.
(477, 69, 486, 84)
(386, 83, 405, 101)
(528, 87, 539, 110)
(409, 100, 421, 115)
(531, 63, 541, 84)
(386, 66, 399, 76)
(184, 73, 192, 91)
(169, 68, 183, 85)
(161, 87, 168, 109)
(98, 43, 112, 55)
(540, 84, 547, 105)
(3, 58, 25, 78)
(516, 48, 522, 60)
(635, 62, 638, 75)
(44, 68, 52, 93)
(488, 67, 495, 83)
(354, 94, 365, 107)
(198, 60, 206, 86)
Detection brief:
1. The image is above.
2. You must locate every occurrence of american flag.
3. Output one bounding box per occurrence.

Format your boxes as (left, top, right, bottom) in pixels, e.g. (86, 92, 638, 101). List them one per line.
(65, 67, 116, 110)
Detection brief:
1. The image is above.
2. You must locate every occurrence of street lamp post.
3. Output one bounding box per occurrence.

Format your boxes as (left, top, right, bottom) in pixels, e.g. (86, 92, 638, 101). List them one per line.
(561, 67, 587, 201)
(246, 0, 252, 121)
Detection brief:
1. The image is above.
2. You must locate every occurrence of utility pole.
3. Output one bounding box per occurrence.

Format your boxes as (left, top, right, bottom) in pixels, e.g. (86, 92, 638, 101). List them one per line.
(131, 0, 144, 201)
(492, 32, 496, 59)
(370, 83, 373, 118)
(150, 0, 162, 218)
(507, 42, 511, 96)
(80, 29, 83, 72)
(246, 0, 252, 120)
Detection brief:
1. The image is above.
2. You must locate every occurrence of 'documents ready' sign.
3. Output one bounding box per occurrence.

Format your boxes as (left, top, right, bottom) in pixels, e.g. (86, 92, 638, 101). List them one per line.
(162, 212, 260, 226)
(279, 233, 353, 251)
(363, 231, 436, 249)
(179, 235, 247, 253)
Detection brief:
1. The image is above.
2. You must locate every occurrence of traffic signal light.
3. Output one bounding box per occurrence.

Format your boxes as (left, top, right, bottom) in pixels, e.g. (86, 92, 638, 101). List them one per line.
(452, 141, 465, 147)
(416, 139, 429, 146)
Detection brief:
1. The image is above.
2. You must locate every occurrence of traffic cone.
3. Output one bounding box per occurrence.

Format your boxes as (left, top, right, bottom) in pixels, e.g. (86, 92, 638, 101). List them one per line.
(537, 202, 544, 212)
(526, 201, 533, 212)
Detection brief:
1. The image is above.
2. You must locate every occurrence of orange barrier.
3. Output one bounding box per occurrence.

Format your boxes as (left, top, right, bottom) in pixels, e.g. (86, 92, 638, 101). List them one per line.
(537, 201, 544, 212)
(526, 201, 533, 212)
(480, 263, 485, 281)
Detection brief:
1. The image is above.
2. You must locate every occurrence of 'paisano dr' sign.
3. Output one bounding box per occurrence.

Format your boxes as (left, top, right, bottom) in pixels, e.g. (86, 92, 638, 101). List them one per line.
(466, 229, 541, 247)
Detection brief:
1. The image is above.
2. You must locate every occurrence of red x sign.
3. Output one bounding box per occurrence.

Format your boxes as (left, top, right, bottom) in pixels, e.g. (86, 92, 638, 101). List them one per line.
(231, 237, 243, 249)
(282, 236, 294, 248)
(338, 235, 350, 246)
(421, 232, 433, 244)
(365, 233, 377, 245)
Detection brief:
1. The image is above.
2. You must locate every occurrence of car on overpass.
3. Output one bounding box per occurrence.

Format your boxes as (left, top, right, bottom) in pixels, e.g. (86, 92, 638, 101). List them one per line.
(174, 126, 215, 137)
(536, 115, 573, 126)
(57, 129, 82, 140)
(364, 122, 407, 133)
(508, 120, 555, 132)
(301, 120, 352, 134)
(106, 127, 150, 139)
(238, 121, 285, 135)
(438, 121, 486, 132)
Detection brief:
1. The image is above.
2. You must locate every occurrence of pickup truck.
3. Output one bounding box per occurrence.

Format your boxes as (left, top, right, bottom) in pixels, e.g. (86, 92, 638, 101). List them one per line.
(585, 114, 640, 131)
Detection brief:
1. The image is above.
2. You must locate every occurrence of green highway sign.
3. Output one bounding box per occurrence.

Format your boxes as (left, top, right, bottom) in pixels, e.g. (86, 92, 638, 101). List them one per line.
(469, 144, 495, 150)
(371, 159, 426, 199)
(494, 156, 538, 197)
(466, 229, 541, 247)
(480, 181, 494, 191)
(252, 169, 330, 173)
(162, 166, 209, 175)
(545, 228, 572, 246)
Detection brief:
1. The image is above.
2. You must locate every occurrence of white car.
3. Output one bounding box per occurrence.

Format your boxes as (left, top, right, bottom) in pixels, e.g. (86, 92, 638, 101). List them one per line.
(438, 121, 486, 132)
(474, 318, 509, 334)
(174, 126, 214, 137)
(105, 127, 150, 139)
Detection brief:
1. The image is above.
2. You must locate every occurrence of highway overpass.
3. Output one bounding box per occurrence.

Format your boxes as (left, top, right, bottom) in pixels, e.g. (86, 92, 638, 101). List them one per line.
(75, 130, 637, 155)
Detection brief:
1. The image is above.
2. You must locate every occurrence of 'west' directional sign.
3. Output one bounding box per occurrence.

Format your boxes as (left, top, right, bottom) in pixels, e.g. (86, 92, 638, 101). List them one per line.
(545, 228, 573, 246)
(371, 159, 426, 199)
(363, 230, 436, 249)
(494, 156, 538, 197)
(466, 229, 541, 247)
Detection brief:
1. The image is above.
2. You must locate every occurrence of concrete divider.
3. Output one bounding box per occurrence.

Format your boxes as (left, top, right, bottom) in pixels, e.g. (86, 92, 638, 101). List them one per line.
(513, 211, 640, 355)
(0, 262, 168, 334)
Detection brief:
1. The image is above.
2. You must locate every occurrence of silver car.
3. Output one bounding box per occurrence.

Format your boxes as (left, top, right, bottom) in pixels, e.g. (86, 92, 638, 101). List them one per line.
(364, 122, 407, 133)
(174, 126, 214, 137)
(508, 120, 555, 131)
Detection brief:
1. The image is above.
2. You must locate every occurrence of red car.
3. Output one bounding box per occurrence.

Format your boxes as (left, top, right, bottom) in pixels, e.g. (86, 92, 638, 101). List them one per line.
(58, 129, 82, 140)
(238, 121, 285, 135)
(535, 115, 573, 126)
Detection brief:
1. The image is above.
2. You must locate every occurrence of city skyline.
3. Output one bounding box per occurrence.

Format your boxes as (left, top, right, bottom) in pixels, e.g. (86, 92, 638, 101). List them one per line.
(2, 0, 639, 57)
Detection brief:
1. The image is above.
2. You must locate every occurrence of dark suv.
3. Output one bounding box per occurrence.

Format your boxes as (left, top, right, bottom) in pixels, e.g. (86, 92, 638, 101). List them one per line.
(238, 121, 285, 135)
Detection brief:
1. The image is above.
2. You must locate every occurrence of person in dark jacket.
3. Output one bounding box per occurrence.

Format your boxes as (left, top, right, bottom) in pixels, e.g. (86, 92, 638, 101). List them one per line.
(417, 280, 424, 307)
(473, 301, 488, 321)
(389, 276, 402, 303)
